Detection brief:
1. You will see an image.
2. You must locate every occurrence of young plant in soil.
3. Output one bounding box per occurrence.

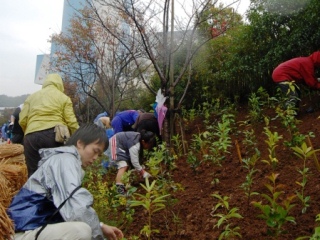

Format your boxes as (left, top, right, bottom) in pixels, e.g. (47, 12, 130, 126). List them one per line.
(187, 152, 203, 173)
(252, 173, 296, 237)
(129, 178, 170, 240)
(240, 125, 259, 157)
(248, 92, 264, 123)
(171, 134, 183, 157)
(274, 105, 304, 147)
(211, 193, 243, 239)
(240, 154, 259, 207)
(84, 160, 136, 230)
(146, 142, 177, 176)
(165, 210, 183, 238)
(190, 131, 210, 156)
(187, 131, 210, 171)
(207, 113, 233, 164)
(291, 142, 320, 213)
(262, 125, 283, 170)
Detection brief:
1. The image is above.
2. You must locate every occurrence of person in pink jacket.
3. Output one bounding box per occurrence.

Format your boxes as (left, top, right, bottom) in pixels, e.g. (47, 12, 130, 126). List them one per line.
(272, 51, 320, 110)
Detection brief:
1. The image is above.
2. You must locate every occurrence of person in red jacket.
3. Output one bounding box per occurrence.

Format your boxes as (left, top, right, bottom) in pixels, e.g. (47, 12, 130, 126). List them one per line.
(272, 51, 320, 111)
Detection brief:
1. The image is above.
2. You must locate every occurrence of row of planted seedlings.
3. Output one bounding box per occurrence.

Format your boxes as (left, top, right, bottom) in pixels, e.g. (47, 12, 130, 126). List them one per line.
(242, 114, 320, 239)
(81, 86, 320, 239)
(181, 87, 320, 239)
(180, 98, 242, 239)
(245, 87, 320, 239)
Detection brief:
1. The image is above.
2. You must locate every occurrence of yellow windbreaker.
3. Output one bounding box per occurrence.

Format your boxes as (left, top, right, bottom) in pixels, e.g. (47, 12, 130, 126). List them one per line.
(19, 74, 79, 135)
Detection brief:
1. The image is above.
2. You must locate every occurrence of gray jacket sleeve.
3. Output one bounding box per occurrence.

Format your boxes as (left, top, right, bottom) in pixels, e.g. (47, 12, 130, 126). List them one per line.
(39, 153, 104, 239)
(129, 142, 142, 171)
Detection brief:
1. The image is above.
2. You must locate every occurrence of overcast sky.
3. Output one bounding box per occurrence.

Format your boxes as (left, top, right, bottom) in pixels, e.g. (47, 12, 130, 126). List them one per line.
(0, 0, 249, 97)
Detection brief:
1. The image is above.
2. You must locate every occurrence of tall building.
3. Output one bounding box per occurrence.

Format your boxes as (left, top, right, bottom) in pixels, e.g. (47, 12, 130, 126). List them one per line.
(34, 0, 131, 85)
(34, 0, 87, 85)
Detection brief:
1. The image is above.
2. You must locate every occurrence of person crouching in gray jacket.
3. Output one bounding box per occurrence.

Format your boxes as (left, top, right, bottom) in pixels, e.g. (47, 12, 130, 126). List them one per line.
(8, 124, 123, 240)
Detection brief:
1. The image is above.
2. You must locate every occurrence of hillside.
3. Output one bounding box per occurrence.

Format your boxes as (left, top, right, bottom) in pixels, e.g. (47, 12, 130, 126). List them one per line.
(0, 94, 29, 107)
(125, 95, 320, 240)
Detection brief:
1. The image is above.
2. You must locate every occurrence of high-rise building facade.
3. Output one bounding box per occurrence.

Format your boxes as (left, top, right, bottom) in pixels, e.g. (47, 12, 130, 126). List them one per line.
(35, 0, 131, 85)
(34, 0, 88, 85)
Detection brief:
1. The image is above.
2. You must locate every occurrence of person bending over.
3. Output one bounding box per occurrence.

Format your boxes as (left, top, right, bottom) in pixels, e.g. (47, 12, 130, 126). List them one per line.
(272, 51, 320, 110)
(109, 130, 156, 195)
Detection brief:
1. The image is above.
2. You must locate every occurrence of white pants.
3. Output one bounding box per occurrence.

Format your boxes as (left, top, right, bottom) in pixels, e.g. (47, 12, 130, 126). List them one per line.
(14, 222, 92, 240)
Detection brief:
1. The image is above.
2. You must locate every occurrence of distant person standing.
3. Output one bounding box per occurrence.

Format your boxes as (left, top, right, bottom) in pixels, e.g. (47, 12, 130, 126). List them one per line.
(7, 120, 13, 143)
(11, 104, 24, 144)
(272, 51, 320, 110)
(19, 73, 79, 177)
(1, 122, 8, 142)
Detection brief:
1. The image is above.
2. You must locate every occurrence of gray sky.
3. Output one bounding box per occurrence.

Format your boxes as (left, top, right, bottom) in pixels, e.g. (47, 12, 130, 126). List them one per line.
(0, 0, 249, 97)
(0, 0, 64, 97)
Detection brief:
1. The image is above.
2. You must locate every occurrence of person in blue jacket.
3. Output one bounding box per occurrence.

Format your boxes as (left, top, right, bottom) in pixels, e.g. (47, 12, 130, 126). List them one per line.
(1, 122, 8, 141)
(111, 110, 143, 134)
(8, 124, 123, 240)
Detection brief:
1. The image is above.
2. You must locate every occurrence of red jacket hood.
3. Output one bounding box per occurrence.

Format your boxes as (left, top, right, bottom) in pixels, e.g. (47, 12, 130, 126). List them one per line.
(310, 51, 320, 67)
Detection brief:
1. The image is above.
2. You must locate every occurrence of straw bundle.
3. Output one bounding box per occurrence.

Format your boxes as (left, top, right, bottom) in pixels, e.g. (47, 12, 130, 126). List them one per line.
(0, 161, 27, 207)
(0, 203, 14, 240)
(0, 144, 24, 159)
(1, 153, 25, 165)
(0, 172, 10, 208)
(0, 144, 27, 240)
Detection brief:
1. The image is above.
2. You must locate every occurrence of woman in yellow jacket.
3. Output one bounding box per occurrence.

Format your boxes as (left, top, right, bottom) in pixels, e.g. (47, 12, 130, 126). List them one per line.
(19, 73, 79, 177)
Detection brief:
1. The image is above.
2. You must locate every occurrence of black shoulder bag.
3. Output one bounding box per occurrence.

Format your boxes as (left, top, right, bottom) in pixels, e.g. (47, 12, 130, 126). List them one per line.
(35, 185, 81, 240)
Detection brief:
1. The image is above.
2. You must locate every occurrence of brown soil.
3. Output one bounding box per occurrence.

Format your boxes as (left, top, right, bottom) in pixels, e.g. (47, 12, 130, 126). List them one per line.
(126, 96, 320, 240)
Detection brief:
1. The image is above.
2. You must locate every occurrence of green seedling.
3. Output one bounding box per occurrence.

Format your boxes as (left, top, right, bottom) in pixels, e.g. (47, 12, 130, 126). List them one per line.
(207, 114, 233, 165)
(248, 92, 264, 123)
(274, 105, 304, 147)
(252, 173, 296, 237)
(187, 152, 203, 173)
(240, 154, 259, 207)
(292, 142, 320, 213)
(262, 126, 283, 169)
(190, 131, 211, 155)
(129, 178, 170, 240)
(242, 128, 259, 157)
(146, 142, 176, 177)
(84, 160, 135, 230)
(171, 134, 183, 157)
(211, 193, 243, 239)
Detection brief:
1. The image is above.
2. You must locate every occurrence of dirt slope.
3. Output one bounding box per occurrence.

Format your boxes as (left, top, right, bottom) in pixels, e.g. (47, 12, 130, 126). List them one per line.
(129, 96, 320, 240)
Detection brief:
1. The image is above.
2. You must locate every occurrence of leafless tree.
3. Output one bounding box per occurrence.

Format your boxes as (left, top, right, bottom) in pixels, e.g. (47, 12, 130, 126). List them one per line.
(51, 6, 145, 118)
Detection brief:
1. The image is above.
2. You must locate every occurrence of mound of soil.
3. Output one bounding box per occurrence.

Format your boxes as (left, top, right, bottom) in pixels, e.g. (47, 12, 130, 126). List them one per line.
(127, 95, 320, 240)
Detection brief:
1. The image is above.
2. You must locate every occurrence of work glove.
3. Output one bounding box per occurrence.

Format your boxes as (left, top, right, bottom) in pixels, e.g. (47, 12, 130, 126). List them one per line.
(140, 169, 151, 178)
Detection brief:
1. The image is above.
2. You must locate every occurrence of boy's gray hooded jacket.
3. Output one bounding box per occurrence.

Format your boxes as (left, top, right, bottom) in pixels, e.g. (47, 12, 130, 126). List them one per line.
(8, 146, 104, 239)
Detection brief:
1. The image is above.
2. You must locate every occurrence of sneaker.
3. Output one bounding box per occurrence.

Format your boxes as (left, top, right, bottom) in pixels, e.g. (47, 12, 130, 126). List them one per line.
(116, 184, 126, 195)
